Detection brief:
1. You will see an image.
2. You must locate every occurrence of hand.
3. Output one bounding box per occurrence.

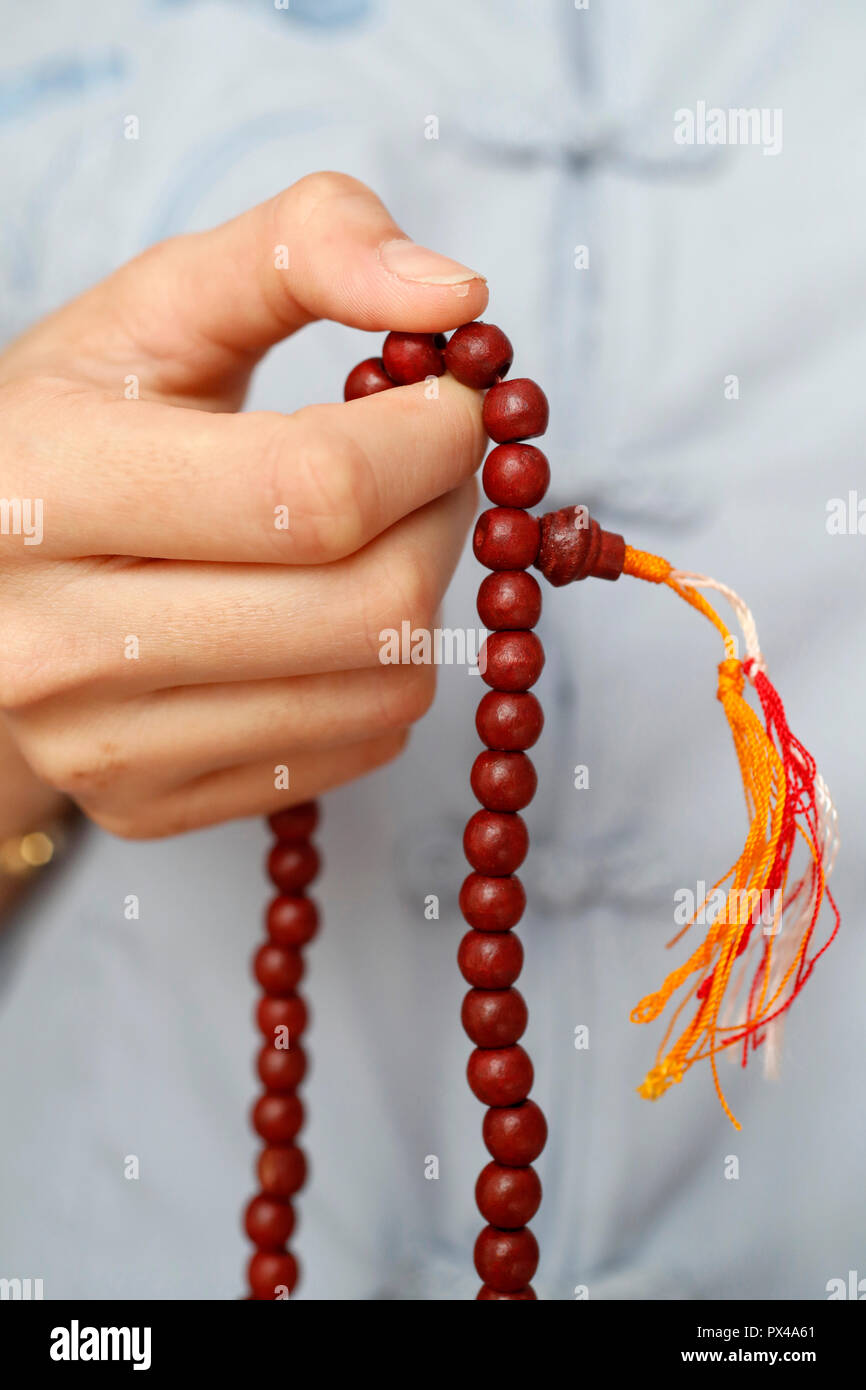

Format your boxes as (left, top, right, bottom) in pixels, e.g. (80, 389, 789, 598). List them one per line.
(0, 173, 488, 838)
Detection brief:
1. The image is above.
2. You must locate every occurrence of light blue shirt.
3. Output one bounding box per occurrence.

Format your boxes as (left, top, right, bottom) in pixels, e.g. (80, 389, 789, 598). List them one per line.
(1, 0, 864, 1300)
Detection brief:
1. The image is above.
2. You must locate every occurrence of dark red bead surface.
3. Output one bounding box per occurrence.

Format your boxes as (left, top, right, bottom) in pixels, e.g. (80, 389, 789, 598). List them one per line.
(252, 1094, 304, 1145)
(473, 508, 540, 571)
(458, 931, 524, 988)
(477, 570, 542, 631)
(482, 443, 550, 508)
(344, 357, 394, 401)
(482, 1100, 548, 1166)
(482, 379, 549, 444)
(443, 321, 513, 389)
(257, 1043, 307, 1092)
(382, 331, 445, 385)
(475, 1162, 542, 1229)
(470, 752, 537, 813)
(462, 988, 528, 1048)
(268, 802, 319, 841)
(254, 943, 304, 996)
(258, 1145, 307, 1199)
(267, 842, 320, 895)
(459, 873, 526, 931)
(464, 810, 529, 876)
(480, 631, 544, 692)
(467, 1045, 534, 1106)
(476, 691, 544, 751)
(256, 995, 308, 1042)
(248, 1250, 299, 1300)
(267, 896, 319, 948)
(244, 1194, 296, 1251)
(477, 1284, 537, 1301)
(474, 1226, 539, 1293)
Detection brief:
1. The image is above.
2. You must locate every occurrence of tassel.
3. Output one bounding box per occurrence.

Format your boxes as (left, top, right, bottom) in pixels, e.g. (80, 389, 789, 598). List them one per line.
(622, 548, 840, 1129)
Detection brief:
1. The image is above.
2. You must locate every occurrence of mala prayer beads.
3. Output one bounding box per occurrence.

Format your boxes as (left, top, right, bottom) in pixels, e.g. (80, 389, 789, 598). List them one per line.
(246, 319, 840, 1299)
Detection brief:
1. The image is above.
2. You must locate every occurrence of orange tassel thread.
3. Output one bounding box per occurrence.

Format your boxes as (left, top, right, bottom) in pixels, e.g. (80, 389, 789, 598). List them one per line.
(623, 546, 840, 1129)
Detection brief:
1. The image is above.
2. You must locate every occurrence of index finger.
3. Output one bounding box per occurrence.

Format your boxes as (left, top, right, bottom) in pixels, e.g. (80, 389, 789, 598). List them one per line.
(13, 375, 485, 563)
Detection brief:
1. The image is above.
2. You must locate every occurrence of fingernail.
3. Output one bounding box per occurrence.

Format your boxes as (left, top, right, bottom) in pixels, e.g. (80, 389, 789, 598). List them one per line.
(379, 237, 485, 287)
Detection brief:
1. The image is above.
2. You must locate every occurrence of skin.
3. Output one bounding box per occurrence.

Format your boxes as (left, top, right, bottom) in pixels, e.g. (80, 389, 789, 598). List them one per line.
(0, 172, 489, 843)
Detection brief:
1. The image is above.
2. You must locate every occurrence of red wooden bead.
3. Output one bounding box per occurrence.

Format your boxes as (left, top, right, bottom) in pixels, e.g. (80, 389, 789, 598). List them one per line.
(267, 842, 320, 894)
(470, 752, 537, 813)
(344, 357, 394, 401)
(467, 1045, 534, 1106)
(382, 331, 446, 385)
(476, 691, 544, 750)
(252, 1094, 304, 1145)
(476, 1161, 542, 1228)
(477, 1284, 537, 1300)
(244, 1194, 295, 1251)
(458, 931, 524, 988)
(253, 943, 304, 996)
(473, 508, 540, 571)
(267, 896, 319, 948)
(248, 1250, 298, 1300)
(480, 631, 544, 692)
(256, 995, 308, 1042)
(464, 810, 528, 876)
(460, 873, 526, 931)
(474, 1225, 539, 1293)
(257, 1043, 307, 1092)
(443, 321, 513, 389)
(258, 1145, 307, 1198)
(482, 1100, 548, 1166)
(477, 570, 542, 630)
(482, 379, 549, 443)
(461, 988, 528, 1048)
(482, 443, 550, 508)
(268, 802, 319, 840)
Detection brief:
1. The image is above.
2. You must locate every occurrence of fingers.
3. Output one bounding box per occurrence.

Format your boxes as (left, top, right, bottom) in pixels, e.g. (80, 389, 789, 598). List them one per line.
(17, 376, 484, 563)
(81, 732, 410, 841)
(0, 483, 475, 704)
(8, 173, 487, 400)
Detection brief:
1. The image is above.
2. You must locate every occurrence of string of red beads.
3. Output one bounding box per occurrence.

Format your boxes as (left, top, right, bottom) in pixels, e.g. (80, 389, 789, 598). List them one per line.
(342, 320, 549, 1300)
(246, 801, 321, 1299)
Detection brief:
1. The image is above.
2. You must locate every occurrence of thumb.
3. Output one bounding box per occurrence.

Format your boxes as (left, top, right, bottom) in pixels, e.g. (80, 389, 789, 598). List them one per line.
(45, 172, 488, 399)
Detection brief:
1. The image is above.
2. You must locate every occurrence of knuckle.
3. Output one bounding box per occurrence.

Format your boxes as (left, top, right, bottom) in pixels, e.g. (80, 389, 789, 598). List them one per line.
(390, 665, 437, 725)
(281, 407, 376, 561)
(283, 171, 367, 225)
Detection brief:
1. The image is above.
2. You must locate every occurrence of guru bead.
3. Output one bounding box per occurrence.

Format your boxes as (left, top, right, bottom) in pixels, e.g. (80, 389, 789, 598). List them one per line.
(475, 1161, 542, 1229)
(473, 507, 540, 571)
(482, 442, 550, 508)
(459, 873, 527, 931)
(480, 631, 544, 692)
(535, 505, 626, 586)
(443, 321, 513, 388)
(343, 357, 394, 401)
(477, 570, 542, 630)
(482, 378, 549, 443)
(470, 752, 537, 813)
(473, 1225, 539, 1293)
(467, 1044, 534, 1106)
(464, 810, 529, 876)
(382, 331, 446, 384)
(476, 691, 544, 750)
